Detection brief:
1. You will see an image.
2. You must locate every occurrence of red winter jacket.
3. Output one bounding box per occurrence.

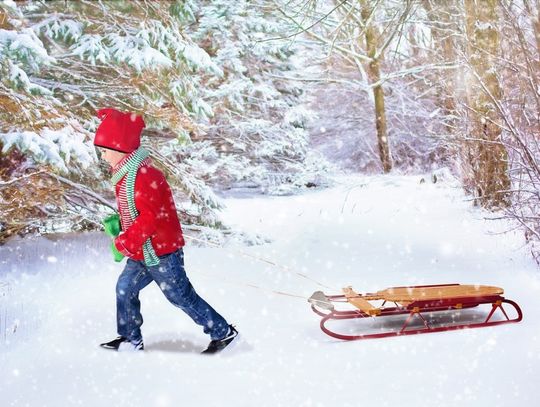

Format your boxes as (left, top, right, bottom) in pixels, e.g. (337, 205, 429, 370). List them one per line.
(113, 162, 185, 261)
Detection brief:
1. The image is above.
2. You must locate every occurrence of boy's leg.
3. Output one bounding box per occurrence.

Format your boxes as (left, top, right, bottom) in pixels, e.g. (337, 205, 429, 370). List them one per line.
(116, 258, 153, 342)
(149, 248, 230, 340)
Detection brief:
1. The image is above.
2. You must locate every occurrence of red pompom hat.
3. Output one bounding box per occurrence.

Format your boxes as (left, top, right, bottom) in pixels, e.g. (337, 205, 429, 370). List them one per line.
(94, 108, 145, 153)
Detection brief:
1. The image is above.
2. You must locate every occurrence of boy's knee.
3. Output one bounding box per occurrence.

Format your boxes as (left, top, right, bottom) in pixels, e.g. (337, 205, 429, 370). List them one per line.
(165, 282, 197, 308)
(178, 279, 197, 301)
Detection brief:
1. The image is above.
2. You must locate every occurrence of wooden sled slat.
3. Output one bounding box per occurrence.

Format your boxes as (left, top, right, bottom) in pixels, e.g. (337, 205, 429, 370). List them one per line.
(343, 287, 381, 316)
(373, 284, 504, 303)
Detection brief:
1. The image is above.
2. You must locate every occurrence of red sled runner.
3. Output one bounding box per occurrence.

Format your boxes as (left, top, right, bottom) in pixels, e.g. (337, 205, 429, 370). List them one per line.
(308, 284, 523, 340)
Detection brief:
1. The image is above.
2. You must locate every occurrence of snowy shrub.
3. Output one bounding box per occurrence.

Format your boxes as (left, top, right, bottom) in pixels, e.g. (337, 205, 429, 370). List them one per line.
(284, 105, 319, 128)
(183, 0, 332, 193)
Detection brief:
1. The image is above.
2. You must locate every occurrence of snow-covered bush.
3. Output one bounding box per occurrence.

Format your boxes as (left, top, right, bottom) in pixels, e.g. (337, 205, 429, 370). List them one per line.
(188, 0, 332, 193)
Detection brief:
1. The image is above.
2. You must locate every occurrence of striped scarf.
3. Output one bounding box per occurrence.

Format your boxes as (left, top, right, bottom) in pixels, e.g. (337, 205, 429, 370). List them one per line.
(111, 147, 160, 266)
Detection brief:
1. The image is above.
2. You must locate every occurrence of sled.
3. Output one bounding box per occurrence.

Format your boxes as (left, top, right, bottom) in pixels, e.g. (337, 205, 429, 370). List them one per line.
(308, 283, 523, 340)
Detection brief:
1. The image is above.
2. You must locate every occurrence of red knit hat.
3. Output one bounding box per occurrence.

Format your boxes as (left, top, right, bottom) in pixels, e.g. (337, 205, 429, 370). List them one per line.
(94, 108, 145, 153)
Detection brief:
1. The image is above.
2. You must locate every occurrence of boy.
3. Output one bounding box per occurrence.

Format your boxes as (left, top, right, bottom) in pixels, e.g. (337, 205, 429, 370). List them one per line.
(94, 108, 237, 353)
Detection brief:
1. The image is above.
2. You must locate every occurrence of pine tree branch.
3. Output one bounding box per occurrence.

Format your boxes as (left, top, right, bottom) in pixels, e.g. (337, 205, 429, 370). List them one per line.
(46, 173, 115, 210)
(0, 170, 47, 186)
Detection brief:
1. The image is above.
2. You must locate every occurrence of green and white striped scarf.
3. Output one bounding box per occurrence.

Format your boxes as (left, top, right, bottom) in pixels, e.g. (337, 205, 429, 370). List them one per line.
(111, 147, 160, 266)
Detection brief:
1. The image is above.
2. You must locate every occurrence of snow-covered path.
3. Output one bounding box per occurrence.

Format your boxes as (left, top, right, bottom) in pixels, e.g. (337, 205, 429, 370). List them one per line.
(1, 175, 539, 407)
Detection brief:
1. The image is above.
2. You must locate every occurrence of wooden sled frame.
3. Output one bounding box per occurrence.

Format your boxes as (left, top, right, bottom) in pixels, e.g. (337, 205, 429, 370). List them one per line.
(308, 283, 523, 340)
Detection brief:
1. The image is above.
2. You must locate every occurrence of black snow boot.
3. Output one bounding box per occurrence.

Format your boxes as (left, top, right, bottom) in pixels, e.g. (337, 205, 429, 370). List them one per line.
(100, 336, 144, 351)
(201, 325, 238, 354)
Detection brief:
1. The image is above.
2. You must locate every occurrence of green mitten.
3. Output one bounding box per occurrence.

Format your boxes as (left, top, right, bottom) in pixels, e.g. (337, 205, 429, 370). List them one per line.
(111, 241, 125, 262)
(103, 213, 121, 237)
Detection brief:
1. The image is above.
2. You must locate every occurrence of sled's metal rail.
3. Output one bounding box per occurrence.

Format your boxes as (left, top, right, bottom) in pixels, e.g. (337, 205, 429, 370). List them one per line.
(308, 283, 523, 340)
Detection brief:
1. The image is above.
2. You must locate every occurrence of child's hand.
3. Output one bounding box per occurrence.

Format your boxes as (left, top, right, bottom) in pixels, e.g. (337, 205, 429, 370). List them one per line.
(111, 241, 125, 262)
(103, 213, 121, 237)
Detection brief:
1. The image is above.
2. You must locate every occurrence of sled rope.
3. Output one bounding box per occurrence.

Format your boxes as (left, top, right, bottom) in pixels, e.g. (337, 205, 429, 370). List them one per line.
(184, 234, 336, 291)
(193, 268, 309, 300)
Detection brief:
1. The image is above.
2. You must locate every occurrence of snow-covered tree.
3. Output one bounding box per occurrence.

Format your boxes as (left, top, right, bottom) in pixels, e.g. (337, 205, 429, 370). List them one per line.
(488, 1, 540, 263)
(272, 0, 454, 174)
(186, 0, 331, 194)
(462, 0, 511, 209)
(0, 0, 224, 240)
(0, 0, 331, 242)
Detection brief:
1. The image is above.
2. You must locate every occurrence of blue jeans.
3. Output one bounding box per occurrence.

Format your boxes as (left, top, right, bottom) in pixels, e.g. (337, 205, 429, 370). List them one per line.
(115, 248, 229, 342)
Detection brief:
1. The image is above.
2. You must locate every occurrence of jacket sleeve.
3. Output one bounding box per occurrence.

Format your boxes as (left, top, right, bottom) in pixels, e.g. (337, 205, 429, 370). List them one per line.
(114, 170, 165, 257)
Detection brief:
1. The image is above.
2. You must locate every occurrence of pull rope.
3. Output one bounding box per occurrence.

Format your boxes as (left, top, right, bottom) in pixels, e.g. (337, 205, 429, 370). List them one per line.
(192, 268, 309, 301)
(184, 234, 337, 291)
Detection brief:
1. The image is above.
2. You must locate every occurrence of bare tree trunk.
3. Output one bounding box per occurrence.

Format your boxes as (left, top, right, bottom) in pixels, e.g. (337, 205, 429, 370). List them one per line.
(359, 0, 392, 173)
(523, 0, 540, 68)
(0, 8, 7, 29)
(463, 0, 511, 209)
(423, 0, 458, 134)
(408, 25, 420, 62)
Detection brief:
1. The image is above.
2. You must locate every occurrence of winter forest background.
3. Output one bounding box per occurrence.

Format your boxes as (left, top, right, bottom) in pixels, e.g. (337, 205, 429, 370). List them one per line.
(0, 0, 539, 263)
(1, 1, 540, 405)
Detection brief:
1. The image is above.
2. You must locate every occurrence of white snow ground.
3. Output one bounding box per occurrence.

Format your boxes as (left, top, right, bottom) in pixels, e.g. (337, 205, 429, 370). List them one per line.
(1, 175, 539, 407)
